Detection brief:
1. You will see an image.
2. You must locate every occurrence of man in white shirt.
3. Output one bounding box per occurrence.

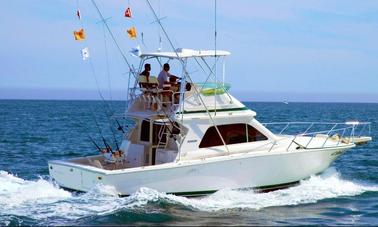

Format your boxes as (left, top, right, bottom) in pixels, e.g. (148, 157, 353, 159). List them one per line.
(158, 63, 176, 88)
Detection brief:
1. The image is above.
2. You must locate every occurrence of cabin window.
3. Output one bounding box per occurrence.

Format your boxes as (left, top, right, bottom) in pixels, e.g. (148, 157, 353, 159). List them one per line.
(140, 120, 169, 145)
(199, 124, 268, 148)
(152, 123, 167, 145)
(140, 120, 150, 142)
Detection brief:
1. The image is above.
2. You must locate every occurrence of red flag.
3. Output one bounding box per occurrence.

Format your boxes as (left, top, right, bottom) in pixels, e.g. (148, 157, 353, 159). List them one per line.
(76, 10, 81, 20)
(124, 7, 132, 18)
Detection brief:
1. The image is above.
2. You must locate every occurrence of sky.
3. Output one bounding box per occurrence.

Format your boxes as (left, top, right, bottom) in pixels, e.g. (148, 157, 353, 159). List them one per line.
(0, 0, 378, 102)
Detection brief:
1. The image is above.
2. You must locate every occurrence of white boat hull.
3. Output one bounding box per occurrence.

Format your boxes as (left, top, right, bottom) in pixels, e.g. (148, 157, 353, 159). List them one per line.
(48, 145, 353, 196)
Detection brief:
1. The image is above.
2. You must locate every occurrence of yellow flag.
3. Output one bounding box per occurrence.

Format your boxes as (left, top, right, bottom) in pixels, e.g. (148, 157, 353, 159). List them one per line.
(126, 27, 137, 39)
(73, 28, 86, 41)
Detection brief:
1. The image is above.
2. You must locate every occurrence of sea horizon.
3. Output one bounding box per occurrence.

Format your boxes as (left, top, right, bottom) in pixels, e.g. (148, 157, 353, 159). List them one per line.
(2, 87, 377, 103)
(1, 98, 377, 104)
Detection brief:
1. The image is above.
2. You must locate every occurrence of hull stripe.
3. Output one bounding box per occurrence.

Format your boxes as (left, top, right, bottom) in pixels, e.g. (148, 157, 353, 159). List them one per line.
(180, 107, 249, 114)
(61, 180, 299, 197)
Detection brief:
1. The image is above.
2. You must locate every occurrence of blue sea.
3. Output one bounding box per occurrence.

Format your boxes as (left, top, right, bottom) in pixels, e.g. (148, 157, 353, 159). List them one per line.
(0, 100, 377, 226)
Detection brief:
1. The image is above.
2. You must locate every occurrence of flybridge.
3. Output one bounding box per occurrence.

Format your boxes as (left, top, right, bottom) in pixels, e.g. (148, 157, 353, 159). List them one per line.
(139, 48, 231, 59)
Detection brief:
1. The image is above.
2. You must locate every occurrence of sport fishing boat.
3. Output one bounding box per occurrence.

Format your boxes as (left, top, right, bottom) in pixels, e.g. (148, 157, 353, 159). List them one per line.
(48, 47, 372, 196)
(49, 1, 372, 196)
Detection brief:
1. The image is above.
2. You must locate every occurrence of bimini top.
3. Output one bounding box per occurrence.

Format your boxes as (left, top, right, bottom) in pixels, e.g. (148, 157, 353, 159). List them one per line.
(140, 48, 231, 59)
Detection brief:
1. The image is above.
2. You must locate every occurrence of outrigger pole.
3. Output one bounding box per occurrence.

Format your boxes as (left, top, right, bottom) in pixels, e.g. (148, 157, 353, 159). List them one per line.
(214, 0, 217, 116)
(91, 0, 138, 110)
(145, 0, 230, 154)
(91, 0, 133, 71)
(73, 0, 119, 153)
(90, 0, 141, 150)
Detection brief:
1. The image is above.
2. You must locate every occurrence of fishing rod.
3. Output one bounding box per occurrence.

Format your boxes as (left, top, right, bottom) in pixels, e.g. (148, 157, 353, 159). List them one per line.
(107, 116, 120, 151)
(88, 135, 103, 152)
(73, 113, 109, 153)
(89, 0, 138, 148)
(91, 111, 113, 153)
(72, 1, 125, 154)
(90, 78, 122, 152)
(115, 118, 125, 133)
(90, 0, 179, 148)
(93, 95, 122, 151)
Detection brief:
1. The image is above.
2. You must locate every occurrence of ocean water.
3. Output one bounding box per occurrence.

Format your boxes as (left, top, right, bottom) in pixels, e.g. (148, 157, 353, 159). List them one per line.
(0, 100, 377, 226)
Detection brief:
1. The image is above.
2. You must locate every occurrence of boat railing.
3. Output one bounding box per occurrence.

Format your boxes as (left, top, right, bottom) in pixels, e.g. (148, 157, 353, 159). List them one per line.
(262, 121, 371, 150)
(128, 81, 233, 114)
(128, 86, 184, 112)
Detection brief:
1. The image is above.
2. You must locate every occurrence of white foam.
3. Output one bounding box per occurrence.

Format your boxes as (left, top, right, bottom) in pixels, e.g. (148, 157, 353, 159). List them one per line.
(120, 168, 378, 212)
(0, 171, 71, 207)
(164, 168, 378, 211)
(0, 171, 127, 223)
(0, 168, 377, 225)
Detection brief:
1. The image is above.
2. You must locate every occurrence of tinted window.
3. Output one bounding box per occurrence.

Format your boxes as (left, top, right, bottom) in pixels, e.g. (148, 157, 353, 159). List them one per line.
(199, 124, 268, 148)
(140, 120, 150, 142)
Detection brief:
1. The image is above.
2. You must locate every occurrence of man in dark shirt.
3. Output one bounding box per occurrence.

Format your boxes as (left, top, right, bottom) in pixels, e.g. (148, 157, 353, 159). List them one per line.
(140, 63, 151, 82)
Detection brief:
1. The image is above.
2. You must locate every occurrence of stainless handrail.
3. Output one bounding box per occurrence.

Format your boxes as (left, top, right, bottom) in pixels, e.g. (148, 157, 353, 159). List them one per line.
(263, 121, 371, 150)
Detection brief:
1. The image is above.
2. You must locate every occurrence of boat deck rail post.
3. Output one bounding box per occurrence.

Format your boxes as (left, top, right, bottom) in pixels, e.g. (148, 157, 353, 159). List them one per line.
(289, 122, 314, 150)
(268, 140, 277, 152)
(302, 123, 315, 135)
(279, 123, 290, 135)
(286, 134, 298, 151)
(303, 133, 315, 149)
(279, 122, 348, 150)
(357, 123, 368, 137)
(302, 125, 353, 148)
(345, 121, 371, 142)
(320, 123, 338, 148)
(336, 128, 347, 147)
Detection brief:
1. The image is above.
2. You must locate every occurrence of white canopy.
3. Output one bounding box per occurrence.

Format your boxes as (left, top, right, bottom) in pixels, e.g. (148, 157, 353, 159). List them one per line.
(140, 48, 231, 59)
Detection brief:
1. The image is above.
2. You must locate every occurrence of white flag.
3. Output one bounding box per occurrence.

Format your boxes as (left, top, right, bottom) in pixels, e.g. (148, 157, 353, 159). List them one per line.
(81, 47, 90, 60)
(129, 45, 141, 57)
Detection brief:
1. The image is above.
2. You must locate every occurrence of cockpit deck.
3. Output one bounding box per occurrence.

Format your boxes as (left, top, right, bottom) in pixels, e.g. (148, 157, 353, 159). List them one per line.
(69, 146, 179, 171)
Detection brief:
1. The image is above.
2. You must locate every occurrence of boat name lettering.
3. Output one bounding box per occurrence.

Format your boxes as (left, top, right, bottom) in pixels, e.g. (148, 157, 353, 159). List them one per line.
(187, 140, 198, 143)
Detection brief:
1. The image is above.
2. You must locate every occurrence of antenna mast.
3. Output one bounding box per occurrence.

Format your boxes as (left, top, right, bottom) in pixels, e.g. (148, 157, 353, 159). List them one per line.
(158, 0, 163, 51)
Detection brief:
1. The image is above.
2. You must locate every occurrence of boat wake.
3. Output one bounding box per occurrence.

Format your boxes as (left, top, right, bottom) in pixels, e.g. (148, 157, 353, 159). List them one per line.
(176, 167, 378, 211)
(0, 168, 377, 225)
